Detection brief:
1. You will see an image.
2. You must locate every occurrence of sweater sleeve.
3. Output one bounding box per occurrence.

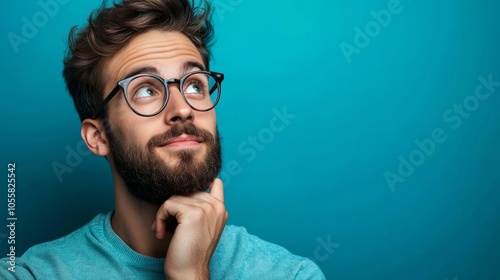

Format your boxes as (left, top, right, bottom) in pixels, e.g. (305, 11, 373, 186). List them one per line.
(294, 259, 326, 280)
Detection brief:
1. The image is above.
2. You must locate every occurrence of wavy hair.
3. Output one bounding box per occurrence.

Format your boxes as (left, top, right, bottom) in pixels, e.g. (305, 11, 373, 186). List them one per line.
(62, 0, 214, 121)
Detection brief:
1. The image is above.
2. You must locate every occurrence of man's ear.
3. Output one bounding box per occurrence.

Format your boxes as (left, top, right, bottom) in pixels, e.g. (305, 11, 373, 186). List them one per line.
(81, 118, 110, 156)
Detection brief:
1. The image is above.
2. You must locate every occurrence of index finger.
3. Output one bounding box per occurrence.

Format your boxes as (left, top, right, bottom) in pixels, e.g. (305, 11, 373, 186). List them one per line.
(208, 178, 224, 203)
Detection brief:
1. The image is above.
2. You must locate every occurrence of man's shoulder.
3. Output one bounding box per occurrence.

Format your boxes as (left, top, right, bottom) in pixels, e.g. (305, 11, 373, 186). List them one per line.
(22, 213, 106, 260)
(0, 213, 109, 280)
(213, 224, 326, 279)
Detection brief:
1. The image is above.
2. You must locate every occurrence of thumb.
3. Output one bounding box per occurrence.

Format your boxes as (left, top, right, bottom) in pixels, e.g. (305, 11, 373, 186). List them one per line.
(208, 178, 224, 202)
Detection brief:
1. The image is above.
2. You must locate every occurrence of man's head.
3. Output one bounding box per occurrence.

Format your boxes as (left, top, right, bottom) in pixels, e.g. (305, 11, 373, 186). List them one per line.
(63, 0, 222, 206)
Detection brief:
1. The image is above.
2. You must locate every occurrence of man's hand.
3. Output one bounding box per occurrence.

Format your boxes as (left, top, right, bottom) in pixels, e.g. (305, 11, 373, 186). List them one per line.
(153, 178, 228, 279)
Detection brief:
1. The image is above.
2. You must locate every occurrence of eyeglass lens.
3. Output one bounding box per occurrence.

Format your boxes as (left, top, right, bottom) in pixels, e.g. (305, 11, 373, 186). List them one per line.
(125, 73, 219, 115)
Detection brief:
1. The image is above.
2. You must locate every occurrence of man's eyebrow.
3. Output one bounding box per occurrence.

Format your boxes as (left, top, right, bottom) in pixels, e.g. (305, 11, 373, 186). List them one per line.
(121, 61, 206, 81)
(122, 66, 160, 80)
(181, 61, 206, 73)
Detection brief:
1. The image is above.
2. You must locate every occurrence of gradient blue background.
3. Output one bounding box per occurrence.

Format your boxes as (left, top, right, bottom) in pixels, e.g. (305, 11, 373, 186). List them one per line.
(1, 0, 500, 279)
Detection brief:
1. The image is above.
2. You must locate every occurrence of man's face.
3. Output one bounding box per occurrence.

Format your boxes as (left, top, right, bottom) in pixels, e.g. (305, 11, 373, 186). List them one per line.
(101, 30, 221, 205)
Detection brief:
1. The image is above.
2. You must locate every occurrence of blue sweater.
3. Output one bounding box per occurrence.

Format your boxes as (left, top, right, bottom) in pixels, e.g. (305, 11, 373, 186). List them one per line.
(1, 212, 325, 279)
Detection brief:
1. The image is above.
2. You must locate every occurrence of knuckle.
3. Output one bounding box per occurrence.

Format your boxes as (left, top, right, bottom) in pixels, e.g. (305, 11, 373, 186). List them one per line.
(214, 201, 226, 214)
(161, 200, 171, 211)
(190, 206, 206, 219)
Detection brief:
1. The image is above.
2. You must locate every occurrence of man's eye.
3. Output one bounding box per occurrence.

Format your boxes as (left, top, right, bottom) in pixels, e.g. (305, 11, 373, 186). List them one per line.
(134, 86, 156, 99)
(185, 82, 204, 94)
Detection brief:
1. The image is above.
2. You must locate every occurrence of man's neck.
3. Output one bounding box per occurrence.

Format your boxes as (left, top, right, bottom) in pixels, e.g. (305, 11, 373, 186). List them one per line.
(111, 183, 173, 258)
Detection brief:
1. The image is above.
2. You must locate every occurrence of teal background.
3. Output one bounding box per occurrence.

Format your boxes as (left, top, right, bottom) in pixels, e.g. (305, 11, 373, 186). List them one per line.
(1, 0, 500, 279)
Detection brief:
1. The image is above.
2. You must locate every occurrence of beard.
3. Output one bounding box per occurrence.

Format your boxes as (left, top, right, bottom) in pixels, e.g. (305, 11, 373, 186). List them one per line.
(105, 122, 222, 206)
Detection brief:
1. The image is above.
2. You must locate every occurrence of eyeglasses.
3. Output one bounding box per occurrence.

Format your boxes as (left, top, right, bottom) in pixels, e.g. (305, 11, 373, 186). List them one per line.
(92, 70, 224, 118)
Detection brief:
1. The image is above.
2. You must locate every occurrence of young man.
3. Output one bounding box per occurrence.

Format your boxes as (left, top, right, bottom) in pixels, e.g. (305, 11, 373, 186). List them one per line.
(1, 1, 325, 279)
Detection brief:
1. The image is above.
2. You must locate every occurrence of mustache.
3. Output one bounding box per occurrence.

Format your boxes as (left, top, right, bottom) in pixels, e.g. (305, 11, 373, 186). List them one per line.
(147, 122, 211, 150)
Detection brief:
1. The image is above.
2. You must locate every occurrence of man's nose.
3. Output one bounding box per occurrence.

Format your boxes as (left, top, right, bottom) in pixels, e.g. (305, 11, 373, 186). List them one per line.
(162, 83, 194, 124)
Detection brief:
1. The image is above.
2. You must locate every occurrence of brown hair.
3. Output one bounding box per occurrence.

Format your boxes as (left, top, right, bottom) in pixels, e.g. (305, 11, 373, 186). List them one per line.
(63, 0, 214, 122)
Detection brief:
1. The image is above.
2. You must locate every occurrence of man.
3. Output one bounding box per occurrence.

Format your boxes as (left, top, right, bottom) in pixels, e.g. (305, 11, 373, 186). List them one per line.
(1, 0, 325, 279)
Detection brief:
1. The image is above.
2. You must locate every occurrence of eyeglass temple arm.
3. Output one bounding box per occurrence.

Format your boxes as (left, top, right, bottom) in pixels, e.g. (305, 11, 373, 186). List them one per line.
(209, 73, 224, 94)
(92, 86, 121, 119)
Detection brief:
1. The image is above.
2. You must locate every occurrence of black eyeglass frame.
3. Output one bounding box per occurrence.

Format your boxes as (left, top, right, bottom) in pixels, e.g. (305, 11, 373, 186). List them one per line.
(92, 70, 224, 119)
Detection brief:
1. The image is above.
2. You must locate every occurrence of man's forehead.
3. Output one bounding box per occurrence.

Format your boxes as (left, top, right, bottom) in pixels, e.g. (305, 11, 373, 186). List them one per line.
(121, 61, 206, 81)
(105, 30, 204, 82)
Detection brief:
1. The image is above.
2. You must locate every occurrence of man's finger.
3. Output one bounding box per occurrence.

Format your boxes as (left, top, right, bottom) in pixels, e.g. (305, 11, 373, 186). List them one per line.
(154, 200, 183, 240)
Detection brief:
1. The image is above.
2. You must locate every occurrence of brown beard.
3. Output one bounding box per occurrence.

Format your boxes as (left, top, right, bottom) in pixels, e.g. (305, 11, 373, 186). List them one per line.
(106, 122, 222, 206)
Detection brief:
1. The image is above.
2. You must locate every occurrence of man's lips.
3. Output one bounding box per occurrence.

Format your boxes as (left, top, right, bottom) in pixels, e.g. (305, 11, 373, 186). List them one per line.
(160, 134, 203, 148)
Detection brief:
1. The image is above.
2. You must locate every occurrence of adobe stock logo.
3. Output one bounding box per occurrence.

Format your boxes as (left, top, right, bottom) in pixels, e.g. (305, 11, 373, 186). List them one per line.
(219, 106, 297, 187)
(7, 0, 70, 54)
(339, 0, 405, 63)
(52, 140, 91, 183)
(385, 74, 500, 192)
(311, 235, 341, 263)
(212, 0, 244, 22)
